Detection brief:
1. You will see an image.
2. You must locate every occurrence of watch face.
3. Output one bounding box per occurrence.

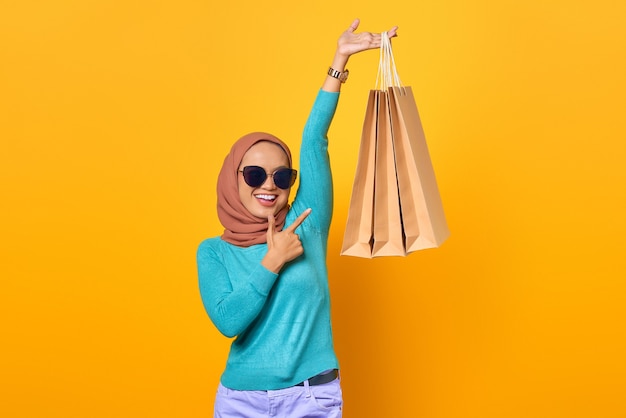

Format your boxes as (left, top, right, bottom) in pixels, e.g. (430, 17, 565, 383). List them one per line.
(339, 69, 349, 82)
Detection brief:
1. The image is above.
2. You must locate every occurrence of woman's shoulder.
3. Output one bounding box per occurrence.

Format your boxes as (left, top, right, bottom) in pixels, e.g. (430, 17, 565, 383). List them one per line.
(197, 236, 224, 254)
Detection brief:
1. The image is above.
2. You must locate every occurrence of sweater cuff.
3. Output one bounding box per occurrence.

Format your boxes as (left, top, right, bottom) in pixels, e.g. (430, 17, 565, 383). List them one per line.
(317, 89, 340, 108)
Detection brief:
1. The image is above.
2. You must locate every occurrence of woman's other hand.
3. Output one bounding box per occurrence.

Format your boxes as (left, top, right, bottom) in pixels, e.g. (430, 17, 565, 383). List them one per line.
(261, 209, 312, 273)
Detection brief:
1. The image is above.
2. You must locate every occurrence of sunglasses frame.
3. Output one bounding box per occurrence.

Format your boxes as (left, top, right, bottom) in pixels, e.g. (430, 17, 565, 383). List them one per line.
(239, 166, 297, 190)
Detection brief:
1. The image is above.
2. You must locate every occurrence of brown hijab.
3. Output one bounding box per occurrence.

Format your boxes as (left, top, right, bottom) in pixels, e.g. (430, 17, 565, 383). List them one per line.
(217, 132, 292, 247)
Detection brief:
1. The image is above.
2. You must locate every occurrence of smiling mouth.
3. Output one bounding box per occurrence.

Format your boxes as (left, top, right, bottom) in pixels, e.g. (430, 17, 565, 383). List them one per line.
(255, 194, 277, 205)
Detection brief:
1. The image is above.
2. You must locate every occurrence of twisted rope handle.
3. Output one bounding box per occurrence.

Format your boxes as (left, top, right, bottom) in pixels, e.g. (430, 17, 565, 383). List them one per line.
(375, 31, 403, 90)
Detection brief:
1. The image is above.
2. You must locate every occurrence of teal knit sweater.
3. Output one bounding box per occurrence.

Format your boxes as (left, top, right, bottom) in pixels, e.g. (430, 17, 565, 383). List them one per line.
(197, 90, 340, 391)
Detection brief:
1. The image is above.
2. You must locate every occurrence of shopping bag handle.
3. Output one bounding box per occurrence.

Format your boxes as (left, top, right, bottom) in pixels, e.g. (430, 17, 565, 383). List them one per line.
(375, 32, 403, 90)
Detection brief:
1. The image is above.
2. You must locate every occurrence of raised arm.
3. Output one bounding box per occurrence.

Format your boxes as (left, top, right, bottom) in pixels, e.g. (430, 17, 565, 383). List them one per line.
(322, 18, 398, 93)
(291, 20, 399, 229)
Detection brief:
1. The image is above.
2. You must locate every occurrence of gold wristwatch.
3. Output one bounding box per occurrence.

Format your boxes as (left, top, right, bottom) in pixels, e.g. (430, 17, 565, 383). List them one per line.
(328, 66, 349, 83)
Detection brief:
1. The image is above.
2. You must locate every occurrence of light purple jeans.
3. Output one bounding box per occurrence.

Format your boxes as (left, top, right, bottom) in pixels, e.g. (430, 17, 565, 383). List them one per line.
(214, 378, 343, 418)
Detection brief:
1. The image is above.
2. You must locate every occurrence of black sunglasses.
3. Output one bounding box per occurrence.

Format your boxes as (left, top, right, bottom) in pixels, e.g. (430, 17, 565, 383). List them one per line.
(239, 166, 297, 190)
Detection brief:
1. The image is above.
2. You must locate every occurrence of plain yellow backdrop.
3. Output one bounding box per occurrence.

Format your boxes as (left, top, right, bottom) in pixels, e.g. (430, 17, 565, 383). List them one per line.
(1, 1, 625, 417)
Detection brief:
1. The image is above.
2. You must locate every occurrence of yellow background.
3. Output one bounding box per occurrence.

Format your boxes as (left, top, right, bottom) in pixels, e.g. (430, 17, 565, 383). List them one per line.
(1, 1, 625, 417)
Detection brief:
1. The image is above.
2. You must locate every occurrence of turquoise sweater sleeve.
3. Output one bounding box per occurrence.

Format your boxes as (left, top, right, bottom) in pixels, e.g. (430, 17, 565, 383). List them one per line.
(290, 90, 340, 231)
(197, 242, 277, 338)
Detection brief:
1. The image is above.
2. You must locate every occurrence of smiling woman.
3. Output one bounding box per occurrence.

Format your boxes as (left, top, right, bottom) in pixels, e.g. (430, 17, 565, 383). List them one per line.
(214, 131, 297, 248)
(237, 140, 293, 220)
(196, 18, 398, 418)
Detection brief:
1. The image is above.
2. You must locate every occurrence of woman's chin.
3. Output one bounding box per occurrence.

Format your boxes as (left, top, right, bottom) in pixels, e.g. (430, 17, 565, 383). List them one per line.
(252, 205, 284, 220)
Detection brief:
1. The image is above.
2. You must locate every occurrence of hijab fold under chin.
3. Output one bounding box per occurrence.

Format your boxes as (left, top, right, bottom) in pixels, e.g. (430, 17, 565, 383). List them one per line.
(216, 132, 292, 247)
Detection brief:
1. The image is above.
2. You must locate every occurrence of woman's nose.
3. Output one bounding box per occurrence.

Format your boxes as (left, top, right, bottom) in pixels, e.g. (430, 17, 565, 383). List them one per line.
(260, 174, 277, 189)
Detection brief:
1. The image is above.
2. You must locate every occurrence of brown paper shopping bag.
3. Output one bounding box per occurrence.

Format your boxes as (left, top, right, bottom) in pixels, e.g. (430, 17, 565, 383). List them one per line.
(341, 31, 449, 257)
(340, 90, 378, 258)
(389, 86, 450, 252)
(372, 89, 405, 257)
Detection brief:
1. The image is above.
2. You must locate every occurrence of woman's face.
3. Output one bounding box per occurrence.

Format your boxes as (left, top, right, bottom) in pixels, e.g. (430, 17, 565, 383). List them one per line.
(238, 141, 291, 220)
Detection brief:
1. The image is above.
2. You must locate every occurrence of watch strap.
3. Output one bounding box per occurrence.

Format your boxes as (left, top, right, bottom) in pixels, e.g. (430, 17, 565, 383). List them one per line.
(328, 66, 348, 83)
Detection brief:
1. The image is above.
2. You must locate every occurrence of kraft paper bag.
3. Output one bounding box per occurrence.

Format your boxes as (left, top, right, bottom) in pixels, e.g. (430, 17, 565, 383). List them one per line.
(389, 86, 450, 252)
(372, 90, 405, 257)
(341, 31, 449, 257)
(340, 90, 378, 258)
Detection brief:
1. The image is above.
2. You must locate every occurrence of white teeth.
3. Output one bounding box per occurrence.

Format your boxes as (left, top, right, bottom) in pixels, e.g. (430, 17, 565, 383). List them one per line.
(256, 195, 277, 201)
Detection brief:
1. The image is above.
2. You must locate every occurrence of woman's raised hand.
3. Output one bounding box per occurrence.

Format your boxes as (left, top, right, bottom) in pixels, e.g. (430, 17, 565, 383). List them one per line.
(337, 18, 398, 58)
(323, 19, 398, 92)
(261, 209, 312, 273)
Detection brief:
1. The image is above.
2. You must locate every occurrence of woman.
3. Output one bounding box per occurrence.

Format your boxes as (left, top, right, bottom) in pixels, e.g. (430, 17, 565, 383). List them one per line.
(197, 19, 398, 418)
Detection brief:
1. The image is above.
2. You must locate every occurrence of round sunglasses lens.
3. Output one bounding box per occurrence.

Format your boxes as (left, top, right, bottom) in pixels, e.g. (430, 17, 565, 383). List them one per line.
(242, 167, 267, 188)
(274, 169, 296, 189)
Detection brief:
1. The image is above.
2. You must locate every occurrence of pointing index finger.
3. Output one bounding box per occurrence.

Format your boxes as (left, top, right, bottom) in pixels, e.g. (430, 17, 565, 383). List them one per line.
(267, 214, 276, 238)
(285, 208, 312, 233)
